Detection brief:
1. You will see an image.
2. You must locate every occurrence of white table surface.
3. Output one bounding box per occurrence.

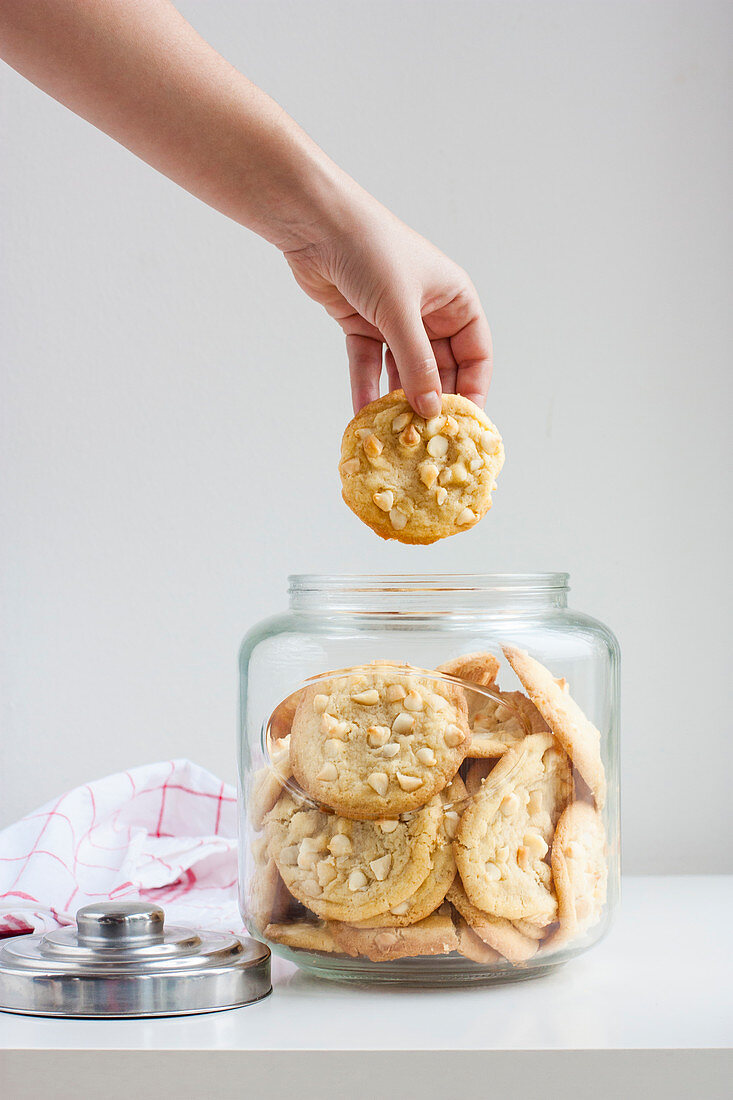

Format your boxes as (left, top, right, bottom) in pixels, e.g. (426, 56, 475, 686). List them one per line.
(1, 875, 731, 1099)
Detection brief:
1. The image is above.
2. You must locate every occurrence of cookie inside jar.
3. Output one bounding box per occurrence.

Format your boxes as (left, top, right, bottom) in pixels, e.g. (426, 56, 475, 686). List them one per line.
(243, 650, 611, 981)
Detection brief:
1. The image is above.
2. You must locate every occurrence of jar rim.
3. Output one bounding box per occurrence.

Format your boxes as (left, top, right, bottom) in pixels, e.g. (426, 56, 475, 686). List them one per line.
(288, 573, 569, 594)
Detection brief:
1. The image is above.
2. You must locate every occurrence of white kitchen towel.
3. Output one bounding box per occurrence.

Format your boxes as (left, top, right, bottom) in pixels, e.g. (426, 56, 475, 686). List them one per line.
(0, 760, 243, 937)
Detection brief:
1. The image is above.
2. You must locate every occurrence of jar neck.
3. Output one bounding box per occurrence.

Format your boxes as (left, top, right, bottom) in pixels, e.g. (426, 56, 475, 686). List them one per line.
(288, 575, 569, 614)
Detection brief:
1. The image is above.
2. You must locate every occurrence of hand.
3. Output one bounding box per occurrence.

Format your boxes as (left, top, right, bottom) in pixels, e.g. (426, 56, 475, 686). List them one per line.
(284, 197, 493, 417)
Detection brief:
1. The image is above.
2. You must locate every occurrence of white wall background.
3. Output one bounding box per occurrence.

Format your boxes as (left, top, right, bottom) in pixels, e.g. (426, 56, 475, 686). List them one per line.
(1, 0, 731, 872)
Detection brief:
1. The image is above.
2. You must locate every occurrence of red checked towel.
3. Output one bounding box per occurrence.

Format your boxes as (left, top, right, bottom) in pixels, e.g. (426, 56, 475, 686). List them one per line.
(0, 760, 242, 936)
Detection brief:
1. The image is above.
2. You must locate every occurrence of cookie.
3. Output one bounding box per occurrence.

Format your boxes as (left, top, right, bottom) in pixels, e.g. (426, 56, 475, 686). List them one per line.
(546, 800, 608, 948)
(455, 733, 567, 922)
(269, 690, 302, 742)
(503, 646, 607, 808)
(248, 858, 298, 932)
(351, 775, 466, 928)
(266, 789, 443, 923)
(248, 735, 292, 831)
(339, 390, 505, 544)
(331, 907, 459, 962)
(264, 921, 341, 954)
(453, 912, 502, 964)
(446, 881, 538, 964)
(290, 666, 471, 818)
(468, 690, 542, 759)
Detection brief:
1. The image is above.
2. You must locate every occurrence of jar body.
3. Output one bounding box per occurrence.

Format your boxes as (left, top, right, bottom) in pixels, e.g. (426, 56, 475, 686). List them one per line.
(238, 575, 619, 985)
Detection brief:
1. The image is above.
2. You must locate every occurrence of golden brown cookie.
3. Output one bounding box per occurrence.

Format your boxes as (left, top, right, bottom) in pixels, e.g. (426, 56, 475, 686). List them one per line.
(467, 689, 546, 758)
(266, 789, 443, 923)
(247, 858, 298, 932)
(446, 881, 538, 964)
(290, 666, 471, 818)
(453, 912, 502, 964)
(454, 734, 567, 922)
(339, 390, 504, 544)
(248, 735, 292, 831)
(264, 920, 341, 954)
(503, 646, 607, 808)
(331, 907, 459, 961)
(546, 800, 608, 948)
(350, 775, 466, 928)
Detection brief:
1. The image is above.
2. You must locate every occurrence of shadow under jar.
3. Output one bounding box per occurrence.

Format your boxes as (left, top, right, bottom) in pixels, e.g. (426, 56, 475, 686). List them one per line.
(238, 574, 619, 986)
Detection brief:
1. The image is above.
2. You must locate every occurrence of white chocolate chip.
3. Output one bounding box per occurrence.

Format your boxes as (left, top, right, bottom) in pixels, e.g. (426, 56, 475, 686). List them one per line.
(480, 430, 501, 455)
(356, 428, 372, 440)
(375, 931, 399, 949)
(324, 738, 345, 757)
(524, 833, 549, 859)
(443, 725, 465, 747)
(363, 433, 384, 459)
(403, 690, 424, 712)
(316, 762, 338, 783)
(381, 743, 400, 758)
(369, 854, 392, 881)
(341, 458, 361, 475)
(297, 837, 321, 870)
(378, 819, 400, 834)
(396, 772, 423, 792)
(328, 834, 352, 857)
(367, 725, 391, 748)
(389, 508, 408, 530)
(373, 489, 394, 512)
(392, 712, 415, 734)
(456, 507, 476, 526)
(469, 457, 483, 472)
(392, 411, 413, 432)
(415, 746, 436, 765)
(348, 869, 368, 891)
(443, 415, 459, 436)
(399, 424, 421, 448)
(484, 862, 502, 881)
(279, 844, 299, 867)
(385, 683, 407, 702)
(352, 688, 380, 705)
(500, 792, 520, 817)
(425, 415, 446, 438)
(444, 810, 460, 839)
(438, 467, 452, 487)
(389, 901, 411, 916)
(313, 694, 329, 713)
(419, 462, 440, 488)
(435, 487, 448, 505)
(316, 859, 338, 886)
(450, 462, 469, 485)
(426, 434, 449, 459)
(527, 790, 543, 816)
(367, 771, 389, 797)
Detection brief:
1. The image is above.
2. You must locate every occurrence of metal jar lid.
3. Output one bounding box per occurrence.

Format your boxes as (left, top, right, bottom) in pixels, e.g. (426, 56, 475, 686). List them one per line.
(0, 902, 271, 1017)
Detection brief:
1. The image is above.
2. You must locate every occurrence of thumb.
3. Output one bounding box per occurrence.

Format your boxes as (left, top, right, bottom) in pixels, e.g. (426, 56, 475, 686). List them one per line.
(381, 304, 442, 418)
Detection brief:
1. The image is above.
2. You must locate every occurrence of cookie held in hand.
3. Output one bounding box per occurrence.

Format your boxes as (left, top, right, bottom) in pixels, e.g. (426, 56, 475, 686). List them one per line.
(339, 390, 504, 544)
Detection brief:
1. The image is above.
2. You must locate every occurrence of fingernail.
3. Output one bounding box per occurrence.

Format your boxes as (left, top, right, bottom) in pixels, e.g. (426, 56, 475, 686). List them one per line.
(414, 391, 441, 418)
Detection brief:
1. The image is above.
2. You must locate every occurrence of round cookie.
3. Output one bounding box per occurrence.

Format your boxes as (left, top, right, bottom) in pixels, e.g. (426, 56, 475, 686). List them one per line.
(468, 690, 544, 759)
(351, 775, 466, 928)
(248, 735, 292, 831)
(546, 800, 608, 949)
(446, 881, 538, 964)
(248, 857, 299, 932)
(503, 646, 607, 808)
(453, 912, 502, 964)
(454, 734, 565, 922)
(331, 907, 459, 962)
(290, 666, 471, 819)
(264, 920, 341, 954)
(266, 789, 443, 923)
(339, 390, 505, 544)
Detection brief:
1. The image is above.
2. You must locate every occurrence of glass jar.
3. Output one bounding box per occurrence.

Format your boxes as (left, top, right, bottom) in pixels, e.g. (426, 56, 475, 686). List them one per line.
(238, 574, 619, 985)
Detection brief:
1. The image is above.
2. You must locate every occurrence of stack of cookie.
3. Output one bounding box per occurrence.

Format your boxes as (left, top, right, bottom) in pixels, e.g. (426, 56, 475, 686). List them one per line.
(246, 648, 608, 968)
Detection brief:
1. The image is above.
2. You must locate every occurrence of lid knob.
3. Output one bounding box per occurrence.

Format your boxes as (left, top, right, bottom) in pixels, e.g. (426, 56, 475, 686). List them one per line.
(76, 902, 165, 948)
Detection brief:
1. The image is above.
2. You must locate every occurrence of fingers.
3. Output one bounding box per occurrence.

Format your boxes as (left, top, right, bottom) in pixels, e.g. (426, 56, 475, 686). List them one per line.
(451, 310, 493, 408)
(380, 305, 442, 418)
(433, 337, 458, 396)
(347, 334, 383, 412)
(385, 348, 400, 394)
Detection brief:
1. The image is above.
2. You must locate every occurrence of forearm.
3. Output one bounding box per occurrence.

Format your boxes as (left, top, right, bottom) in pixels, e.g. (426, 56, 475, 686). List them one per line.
(0, 0, 357, 250)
